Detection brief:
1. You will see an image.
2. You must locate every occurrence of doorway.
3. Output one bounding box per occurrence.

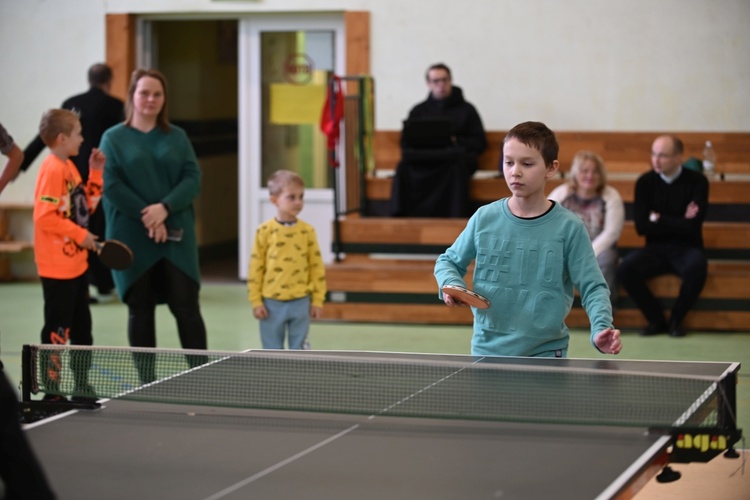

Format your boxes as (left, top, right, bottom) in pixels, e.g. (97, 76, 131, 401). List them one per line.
(147, 19, 240, 280)
(141, 14, 345, 281)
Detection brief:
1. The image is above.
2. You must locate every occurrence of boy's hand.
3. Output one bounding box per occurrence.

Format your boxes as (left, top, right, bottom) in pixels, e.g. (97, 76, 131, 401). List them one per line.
(89, 148, 106, 171)
(594, 327, 622, 354)
(310, 305, 323, 319)
(443, 294, 467, 307)
(253, 305, 268, 320)
(80, 231, 99, 251)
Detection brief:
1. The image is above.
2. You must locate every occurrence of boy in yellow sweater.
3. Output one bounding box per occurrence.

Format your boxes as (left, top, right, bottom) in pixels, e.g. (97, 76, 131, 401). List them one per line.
(247, 170, 326, 349)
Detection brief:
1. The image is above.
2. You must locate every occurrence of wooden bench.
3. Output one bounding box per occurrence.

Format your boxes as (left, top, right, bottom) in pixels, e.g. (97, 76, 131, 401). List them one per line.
(366, 131, 750, 219)
(0, 203, 35, 281)
(323, 217, 750, 331)
(368, 175, 750, 210)
(322, 129, 750, 330)
(332, 217, 749, 259)
(373, 130, 750, 174)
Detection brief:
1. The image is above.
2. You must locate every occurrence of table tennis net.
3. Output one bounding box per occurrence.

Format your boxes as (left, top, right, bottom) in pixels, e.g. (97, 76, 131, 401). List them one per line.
(26, 344, 732, 429)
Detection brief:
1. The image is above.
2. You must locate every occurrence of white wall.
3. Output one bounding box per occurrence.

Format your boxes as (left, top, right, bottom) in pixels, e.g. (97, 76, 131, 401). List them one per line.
(0, 0, 109, 202)
(372, 0, 750, 132)
(1, 0, 748, 204)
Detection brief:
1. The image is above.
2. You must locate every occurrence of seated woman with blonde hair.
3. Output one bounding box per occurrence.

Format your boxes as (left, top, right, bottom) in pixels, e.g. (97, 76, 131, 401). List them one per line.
(548, 150, 624, 308)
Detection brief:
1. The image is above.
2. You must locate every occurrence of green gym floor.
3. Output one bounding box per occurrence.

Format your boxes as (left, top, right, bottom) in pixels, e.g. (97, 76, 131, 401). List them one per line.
(1, 272, 748, 443)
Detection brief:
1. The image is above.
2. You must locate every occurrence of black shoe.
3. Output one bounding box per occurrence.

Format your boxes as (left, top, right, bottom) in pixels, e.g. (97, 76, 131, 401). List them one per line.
(72, 383, 96, 397)
(71, 395, 100, 405)
(639, 323, 668, 336)
(42, 394, 68, 403)
(71, 384, 100, 405)
(669, 324, 687, 337)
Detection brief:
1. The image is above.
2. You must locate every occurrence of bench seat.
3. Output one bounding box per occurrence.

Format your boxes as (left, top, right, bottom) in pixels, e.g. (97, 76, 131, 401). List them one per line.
(323, 216, 750, 331)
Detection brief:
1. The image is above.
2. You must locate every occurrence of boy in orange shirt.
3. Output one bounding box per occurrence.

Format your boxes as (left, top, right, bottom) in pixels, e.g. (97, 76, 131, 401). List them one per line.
(33, 109, 105, 402)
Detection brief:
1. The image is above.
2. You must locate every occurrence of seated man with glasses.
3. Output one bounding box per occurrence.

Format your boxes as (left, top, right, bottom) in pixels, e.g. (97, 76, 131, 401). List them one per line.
(616, 135, 709, 338)
(390, 63, 487, 217)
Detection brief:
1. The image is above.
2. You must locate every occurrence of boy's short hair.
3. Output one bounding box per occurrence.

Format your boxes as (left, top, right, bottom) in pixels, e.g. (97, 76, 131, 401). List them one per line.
(504, 121, 559, 167)
(38, 109, 80, 147)
(268, 169, 304, 196)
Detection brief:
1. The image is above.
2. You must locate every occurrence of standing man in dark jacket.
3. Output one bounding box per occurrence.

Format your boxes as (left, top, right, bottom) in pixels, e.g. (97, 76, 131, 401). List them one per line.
(20, 63, 125, 304)
(391, 63, 487, 217)
(616, 135, 709, 337)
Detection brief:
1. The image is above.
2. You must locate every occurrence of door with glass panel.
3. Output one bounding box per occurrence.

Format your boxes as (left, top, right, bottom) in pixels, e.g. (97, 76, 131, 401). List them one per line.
(239, 16, 344, 279)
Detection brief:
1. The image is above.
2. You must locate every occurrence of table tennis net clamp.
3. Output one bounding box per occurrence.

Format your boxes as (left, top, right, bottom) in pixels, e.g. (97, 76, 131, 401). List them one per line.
(19, 344, 743, 466)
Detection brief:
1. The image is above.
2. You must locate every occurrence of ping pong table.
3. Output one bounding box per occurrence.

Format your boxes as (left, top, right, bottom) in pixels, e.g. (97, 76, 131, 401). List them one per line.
(20, 346, 742, 500)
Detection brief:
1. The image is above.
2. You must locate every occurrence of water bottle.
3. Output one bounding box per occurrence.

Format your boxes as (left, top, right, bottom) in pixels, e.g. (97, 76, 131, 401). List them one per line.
(702, 140, 716, 174)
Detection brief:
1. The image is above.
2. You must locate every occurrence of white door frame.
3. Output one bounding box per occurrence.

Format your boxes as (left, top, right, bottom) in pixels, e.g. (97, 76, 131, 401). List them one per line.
(238, 14, 345, 279)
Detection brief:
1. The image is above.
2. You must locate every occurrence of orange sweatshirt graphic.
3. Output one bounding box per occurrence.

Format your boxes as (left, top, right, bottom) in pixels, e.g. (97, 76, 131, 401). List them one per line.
(33, 154, 102, 279)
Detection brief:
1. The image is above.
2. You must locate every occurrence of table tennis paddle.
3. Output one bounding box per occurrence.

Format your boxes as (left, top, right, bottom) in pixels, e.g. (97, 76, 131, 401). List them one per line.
(441, 285, 490, 309)
(96, 240, 133, 270)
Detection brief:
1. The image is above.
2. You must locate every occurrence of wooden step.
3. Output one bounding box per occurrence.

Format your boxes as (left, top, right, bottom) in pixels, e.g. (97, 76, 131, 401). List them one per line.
(366, 175, 750, 205)
(323, 302, 473, 325)
(323, 257, 750, 331)
(335, 217, 750, 258)
(566, 308, 750, 332)
(321, 302, 750, 331)
(0, 241, 34, 253)
(326, 259, 748, 299)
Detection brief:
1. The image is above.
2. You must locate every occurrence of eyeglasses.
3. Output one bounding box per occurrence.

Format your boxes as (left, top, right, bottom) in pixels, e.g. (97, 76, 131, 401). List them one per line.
(651, 152, 674, 159)
(428, 77, 451, 84)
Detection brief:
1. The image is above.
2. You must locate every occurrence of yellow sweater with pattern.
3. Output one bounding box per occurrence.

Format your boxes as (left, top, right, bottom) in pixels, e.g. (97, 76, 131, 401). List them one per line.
(247, 218, 326, 308)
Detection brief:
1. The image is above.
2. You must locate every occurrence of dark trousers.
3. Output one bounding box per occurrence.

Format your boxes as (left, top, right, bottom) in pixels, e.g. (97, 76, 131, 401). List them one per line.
(0, 370, 56, 499)
(616, 244, 707, 328)
(390, 148, 471, 218)
(40, 274, 93, 392)
(87, 208, 114, 295)
(125, 259, 207, 383)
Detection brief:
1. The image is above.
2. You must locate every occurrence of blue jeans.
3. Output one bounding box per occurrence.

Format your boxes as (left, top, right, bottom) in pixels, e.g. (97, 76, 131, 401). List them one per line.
(259, 296, 311, 349)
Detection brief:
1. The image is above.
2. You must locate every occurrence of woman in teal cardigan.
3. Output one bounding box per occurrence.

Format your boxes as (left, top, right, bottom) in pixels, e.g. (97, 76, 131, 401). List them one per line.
(100, 68, 206, 382)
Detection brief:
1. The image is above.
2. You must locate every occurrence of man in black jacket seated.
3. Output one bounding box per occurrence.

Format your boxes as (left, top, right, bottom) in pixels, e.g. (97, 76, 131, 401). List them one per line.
(616, 135, 709, 338)
(390, 63, 487, 217)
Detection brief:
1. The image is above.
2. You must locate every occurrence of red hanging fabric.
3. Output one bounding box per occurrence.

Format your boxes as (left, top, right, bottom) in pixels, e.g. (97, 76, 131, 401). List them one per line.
(320, 75, 344, 167)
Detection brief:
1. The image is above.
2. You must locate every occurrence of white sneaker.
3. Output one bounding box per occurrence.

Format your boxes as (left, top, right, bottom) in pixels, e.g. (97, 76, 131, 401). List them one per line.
(95, 292, 117, 304)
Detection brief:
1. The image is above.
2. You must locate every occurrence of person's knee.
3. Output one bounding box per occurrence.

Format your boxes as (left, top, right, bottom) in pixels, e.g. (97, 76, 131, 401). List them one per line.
(125, 289, 155, 310)
(615, 261, 632, 283)
(165, 284, 200, 314)
(168, 301, 202, 323)
(680, 255, 708, 282)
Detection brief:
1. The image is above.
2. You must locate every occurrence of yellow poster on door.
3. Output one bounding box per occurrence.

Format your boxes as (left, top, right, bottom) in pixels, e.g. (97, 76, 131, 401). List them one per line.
(270, 83, 326, 125)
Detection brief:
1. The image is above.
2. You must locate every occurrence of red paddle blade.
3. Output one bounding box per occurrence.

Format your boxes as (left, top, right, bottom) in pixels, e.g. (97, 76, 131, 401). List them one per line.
(441, 285, 490, 309)
(97, 240, 133, 270)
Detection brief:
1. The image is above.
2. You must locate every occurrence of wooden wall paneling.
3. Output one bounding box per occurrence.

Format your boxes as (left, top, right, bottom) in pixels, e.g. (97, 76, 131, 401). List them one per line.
(106, 14, 137, 102)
